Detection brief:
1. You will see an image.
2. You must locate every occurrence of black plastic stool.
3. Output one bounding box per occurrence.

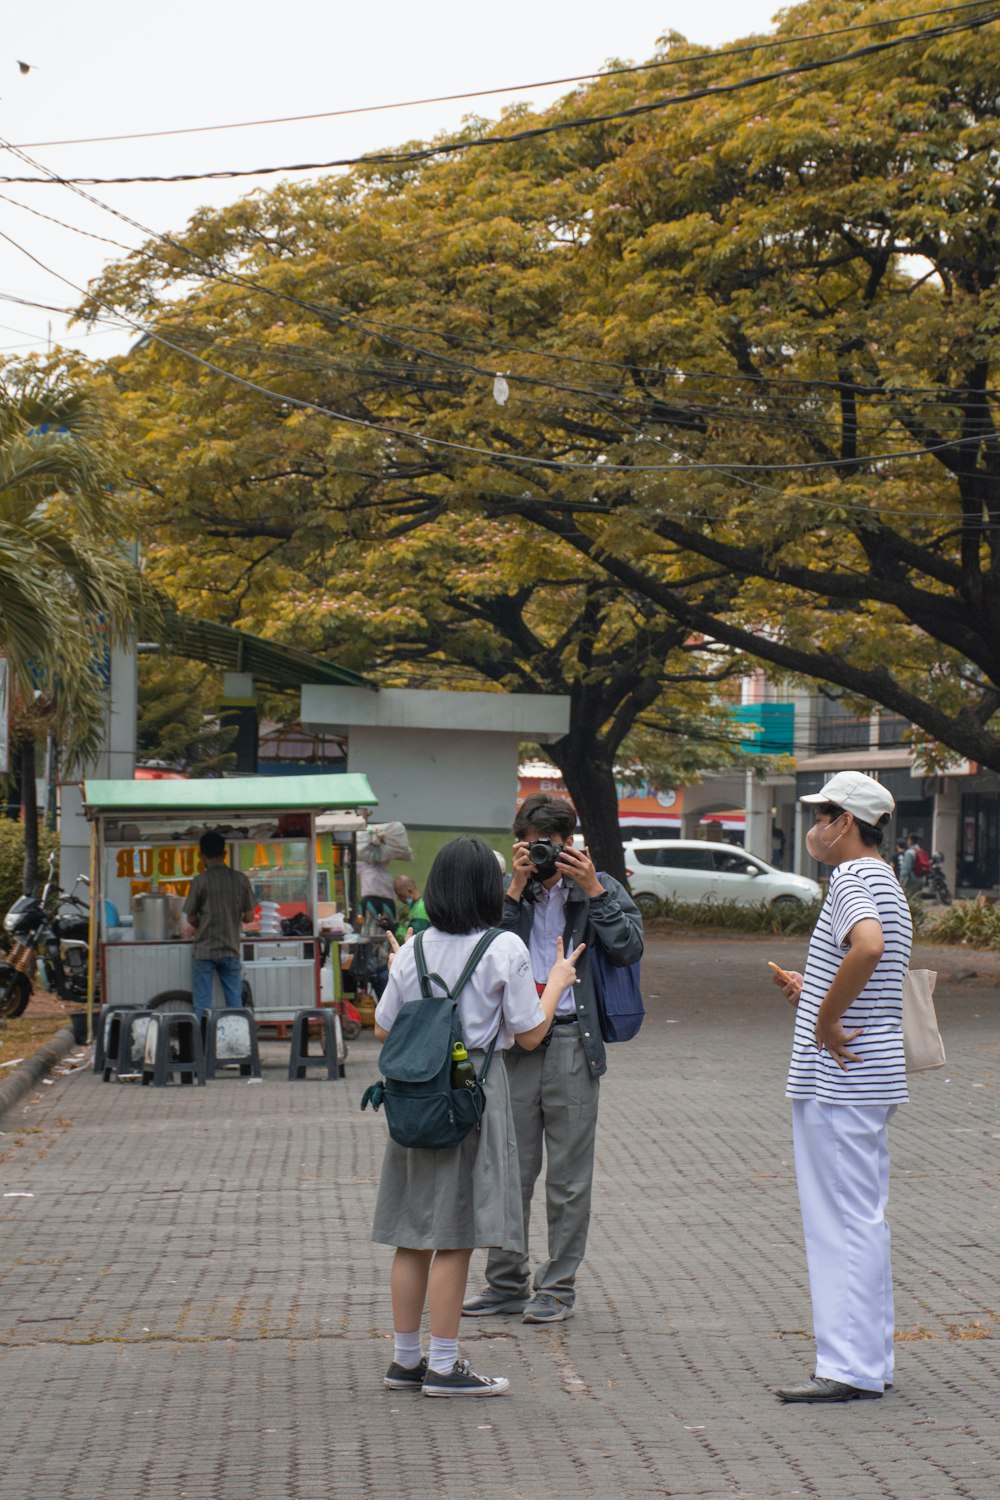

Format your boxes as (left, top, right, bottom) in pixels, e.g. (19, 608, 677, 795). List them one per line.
(205, 1007, 261, 1081)
(113, 1009, 156, 1082)
(141, 1010, 206, 1086)
(287, 1008, 339, 1081)
(94, 1005, 137, 1075)
(99, 1008, 154, 1082)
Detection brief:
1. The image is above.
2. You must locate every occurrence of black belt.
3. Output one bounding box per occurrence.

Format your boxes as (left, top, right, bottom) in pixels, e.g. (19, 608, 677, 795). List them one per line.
(551, 1015, 579, 1026)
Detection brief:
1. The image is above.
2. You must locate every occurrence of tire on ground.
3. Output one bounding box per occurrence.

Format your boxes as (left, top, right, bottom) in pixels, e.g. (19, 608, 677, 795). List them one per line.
(148, 989, 195, 1011)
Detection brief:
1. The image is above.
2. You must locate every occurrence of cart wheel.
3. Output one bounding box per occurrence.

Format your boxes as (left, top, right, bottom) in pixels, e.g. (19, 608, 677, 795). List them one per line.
(148, 989, 195, 1012)
(341, 1016, 362, 1041)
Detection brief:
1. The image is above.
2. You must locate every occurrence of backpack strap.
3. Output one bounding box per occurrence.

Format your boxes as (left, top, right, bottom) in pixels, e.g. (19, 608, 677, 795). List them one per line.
(413, 930, 437, 999)
(413, 928, 502, 999)
(412, 929, 505, 1083)
(451, 928, 504, 996)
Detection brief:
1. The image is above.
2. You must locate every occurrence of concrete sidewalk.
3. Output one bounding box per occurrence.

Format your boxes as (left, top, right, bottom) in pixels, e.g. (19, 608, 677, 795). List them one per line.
(1, 934, 998, 1500)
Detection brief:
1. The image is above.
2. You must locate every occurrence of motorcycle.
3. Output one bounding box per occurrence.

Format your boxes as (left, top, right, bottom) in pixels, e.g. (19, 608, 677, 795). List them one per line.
(0, 853, 96, 1018)
(919, 852, 953, 906)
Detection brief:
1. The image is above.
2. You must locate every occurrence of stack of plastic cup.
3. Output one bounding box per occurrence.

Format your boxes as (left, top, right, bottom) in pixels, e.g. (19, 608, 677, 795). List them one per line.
(258, 900, 281, 936)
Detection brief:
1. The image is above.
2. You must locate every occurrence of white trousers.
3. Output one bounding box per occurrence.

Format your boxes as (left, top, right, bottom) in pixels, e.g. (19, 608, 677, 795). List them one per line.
(792, 1098, 896, 1392)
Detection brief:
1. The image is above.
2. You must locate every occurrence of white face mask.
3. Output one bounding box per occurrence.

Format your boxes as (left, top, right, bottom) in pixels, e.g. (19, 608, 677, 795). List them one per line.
(805, 814, 849, 864)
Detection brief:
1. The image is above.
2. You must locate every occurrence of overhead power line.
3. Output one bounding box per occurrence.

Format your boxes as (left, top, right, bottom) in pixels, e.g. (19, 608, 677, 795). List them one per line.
(12, 0, 991, 150)
(0, 7, 996, 184)
(4, 19, 996, 415)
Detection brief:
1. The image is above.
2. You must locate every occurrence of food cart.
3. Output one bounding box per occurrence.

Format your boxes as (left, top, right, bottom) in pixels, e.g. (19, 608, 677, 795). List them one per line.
(81, 773, 377, 1035)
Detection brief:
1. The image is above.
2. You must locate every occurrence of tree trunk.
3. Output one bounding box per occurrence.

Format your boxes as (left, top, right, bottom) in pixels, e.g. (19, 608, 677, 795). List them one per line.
(19, 737, 40, 897)
(546, 736, 627, 886)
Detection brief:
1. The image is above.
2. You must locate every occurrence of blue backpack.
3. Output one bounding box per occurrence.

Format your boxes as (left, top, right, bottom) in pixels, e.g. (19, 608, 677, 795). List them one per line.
(361, 929, 502, 1150)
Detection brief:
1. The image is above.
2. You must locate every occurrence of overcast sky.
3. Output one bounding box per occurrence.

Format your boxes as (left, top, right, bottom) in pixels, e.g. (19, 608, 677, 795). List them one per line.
(1, 0, 783, 359)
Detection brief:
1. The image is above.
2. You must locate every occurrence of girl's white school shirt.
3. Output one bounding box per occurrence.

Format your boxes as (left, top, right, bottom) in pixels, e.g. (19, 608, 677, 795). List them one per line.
(375, 926, 545, 1050)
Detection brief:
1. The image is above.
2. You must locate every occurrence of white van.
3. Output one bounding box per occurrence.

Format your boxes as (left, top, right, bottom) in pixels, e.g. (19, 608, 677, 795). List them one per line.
(623, 839, 821, 915)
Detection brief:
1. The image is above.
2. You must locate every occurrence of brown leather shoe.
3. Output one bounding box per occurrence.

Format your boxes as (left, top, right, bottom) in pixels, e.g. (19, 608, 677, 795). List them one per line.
(776, 1377, 883, 1403)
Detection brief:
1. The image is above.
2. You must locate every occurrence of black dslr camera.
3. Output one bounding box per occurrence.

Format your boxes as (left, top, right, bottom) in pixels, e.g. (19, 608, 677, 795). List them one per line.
(527, 838, 562, 883)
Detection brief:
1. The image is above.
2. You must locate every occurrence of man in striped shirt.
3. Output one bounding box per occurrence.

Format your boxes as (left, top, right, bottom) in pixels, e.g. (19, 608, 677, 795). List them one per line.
(183, 830, 256, 1021)
(771, 771, 911, 1404)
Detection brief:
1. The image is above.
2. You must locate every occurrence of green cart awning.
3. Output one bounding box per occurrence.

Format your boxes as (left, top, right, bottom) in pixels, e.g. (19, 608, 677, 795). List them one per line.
(83, 773, 377, 818)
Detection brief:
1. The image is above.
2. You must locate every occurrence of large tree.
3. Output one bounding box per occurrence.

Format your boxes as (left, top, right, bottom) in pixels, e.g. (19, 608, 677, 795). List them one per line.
(83, 146, 758, 875)
(256, 515, 760, 874)
(81, 0, 1000, 806)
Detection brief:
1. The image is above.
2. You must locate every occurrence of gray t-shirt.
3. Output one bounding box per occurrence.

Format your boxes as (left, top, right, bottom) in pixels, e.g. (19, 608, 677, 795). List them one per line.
(184, 864, 256, 960)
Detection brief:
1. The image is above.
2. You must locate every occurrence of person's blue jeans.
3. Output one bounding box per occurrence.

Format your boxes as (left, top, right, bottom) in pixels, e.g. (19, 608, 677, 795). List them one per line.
(192, 957, 243, 1020)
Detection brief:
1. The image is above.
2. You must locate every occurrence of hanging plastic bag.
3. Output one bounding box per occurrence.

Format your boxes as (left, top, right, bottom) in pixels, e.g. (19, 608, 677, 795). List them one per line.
(357, 821, 413, 864)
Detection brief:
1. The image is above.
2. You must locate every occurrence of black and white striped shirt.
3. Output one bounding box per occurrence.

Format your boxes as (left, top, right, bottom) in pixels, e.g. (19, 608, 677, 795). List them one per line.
(786, 857, 912, 1105)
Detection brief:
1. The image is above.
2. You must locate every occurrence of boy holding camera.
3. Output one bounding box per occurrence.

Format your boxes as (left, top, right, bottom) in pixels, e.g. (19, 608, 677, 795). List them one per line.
(462, 792, 643, 1323)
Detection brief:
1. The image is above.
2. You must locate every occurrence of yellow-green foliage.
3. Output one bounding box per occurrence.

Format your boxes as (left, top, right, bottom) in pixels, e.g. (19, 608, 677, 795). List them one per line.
(0, 820, 58, 939)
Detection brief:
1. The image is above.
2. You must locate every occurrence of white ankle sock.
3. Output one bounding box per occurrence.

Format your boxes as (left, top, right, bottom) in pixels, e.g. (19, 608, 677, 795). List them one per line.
(393, 1330, 423, 1368)
(428, 1335, 458, 1373)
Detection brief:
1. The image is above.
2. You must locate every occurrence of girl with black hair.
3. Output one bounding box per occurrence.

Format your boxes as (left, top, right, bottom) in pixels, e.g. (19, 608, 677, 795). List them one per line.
(371, 836, 583, 1397)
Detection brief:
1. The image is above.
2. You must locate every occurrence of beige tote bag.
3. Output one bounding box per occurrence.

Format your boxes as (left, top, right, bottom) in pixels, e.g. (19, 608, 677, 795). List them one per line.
(902, 969, 945, 1072)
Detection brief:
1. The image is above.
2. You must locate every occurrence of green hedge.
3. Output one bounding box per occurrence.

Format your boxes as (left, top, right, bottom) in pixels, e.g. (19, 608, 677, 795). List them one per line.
(643, 896, 823, 935)
(922, 900, 1000, 951)
(640, 892, 1000, 948)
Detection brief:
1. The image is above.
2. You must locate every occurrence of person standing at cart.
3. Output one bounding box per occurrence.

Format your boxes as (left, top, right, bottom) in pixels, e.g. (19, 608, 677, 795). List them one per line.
(183, 830, 256, 1021)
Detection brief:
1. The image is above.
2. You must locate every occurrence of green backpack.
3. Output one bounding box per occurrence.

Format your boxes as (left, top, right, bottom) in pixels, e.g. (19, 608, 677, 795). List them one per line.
(360, 929, 503, 1150)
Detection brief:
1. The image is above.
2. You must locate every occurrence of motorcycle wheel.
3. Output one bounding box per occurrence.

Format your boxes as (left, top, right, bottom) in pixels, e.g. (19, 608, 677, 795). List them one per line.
(0, 968, 31, 1019)
(937, 882, 953, 907)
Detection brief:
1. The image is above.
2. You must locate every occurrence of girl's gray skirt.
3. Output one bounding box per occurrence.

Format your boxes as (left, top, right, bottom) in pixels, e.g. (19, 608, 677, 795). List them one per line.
(371, 1051, 524, 1252)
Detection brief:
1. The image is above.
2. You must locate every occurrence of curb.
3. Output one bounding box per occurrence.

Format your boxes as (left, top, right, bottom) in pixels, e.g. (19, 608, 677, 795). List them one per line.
(0, 1026, 79, 1123)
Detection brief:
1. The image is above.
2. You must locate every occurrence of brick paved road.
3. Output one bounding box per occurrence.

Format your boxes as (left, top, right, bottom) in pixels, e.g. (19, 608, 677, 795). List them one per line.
(1, 933, 998, 1500)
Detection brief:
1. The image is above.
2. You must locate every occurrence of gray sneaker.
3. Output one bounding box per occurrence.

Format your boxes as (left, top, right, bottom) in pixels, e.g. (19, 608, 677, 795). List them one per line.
(462, 1286, 529, 1316)
(384, 1356, 428, 1390)
(522, 1293, 573, 1323)
(422, 1358, 510, 1397)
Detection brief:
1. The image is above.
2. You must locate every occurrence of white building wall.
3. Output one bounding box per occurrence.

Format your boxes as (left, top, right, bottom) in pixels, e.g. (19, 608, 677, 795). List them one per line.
(301, 685, 571, 832)
(60, 646, 137, 891)
(341, 725, 525, 830)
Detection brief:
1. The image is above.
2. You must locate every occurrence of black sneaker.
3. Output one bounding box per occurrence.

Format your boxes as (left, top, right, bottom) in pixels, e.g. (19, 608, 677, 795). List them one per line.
(422, 1358, 510, 1397)
(384, 1356, 428, 1390)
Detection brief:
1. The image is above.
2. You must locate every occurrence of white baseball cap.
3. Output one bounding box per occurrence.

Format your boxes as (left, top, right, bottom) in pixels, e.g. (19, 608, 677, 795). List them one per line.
(800, 770, 895, 824)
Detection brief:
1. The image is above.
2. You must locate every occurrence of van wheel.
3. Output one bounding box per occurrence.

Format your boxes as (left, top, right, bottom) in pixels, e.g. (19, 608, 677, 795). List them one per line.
(633, 892, 660, 917)
(148, 989, 194, 1011)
